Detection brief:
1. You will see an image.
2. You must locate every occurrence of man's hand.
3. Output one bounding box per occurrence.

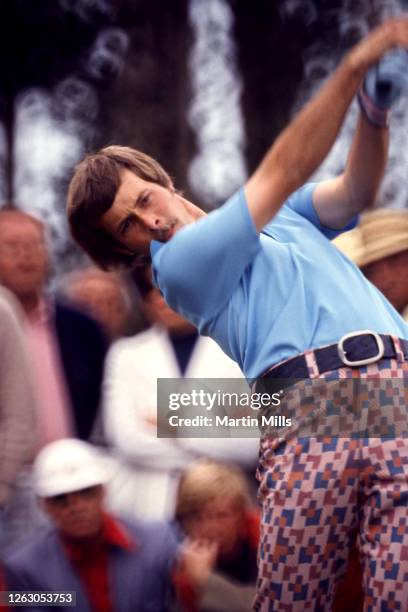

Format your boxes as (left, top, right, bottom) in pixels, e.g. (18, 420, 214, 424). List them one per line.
(348, 17, 408, 73)
(179, 538, 218, 591)
(148, 413, 179, 438)
(314, 20, 408, 230)
(245, 16, 408, 233)
(364, 49, 408, 110)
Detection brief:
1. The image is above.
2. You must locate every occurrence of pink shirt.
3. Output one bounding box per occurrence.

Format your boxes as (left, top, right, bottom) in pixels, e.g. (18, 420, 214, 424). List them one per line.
(24, 300, 73, 449)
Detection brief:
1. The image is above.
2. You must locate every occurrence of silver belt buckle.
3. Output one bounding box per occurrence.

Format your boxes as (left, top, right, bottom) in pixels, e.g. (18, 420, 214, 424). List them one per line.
(337, 330, 385, 367)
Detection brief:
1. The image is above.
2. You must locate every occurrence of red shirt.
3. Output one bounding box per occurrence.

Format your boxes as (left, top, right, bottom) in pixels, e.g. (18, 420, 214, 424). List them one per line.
(61, 513, 134, 612)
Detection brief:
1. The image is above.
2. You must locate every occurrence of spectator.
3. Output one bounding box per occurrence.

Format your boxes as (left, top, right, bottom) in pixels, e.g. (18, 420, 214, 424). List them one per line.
(173, 460, 258, 612)
(104, 267, 259, 520)
(3, 439, 179, 612)
(0, 209, 108, 445)
(0, 287, 36, 552)
(60, 267, 134, 343)
(334, 208, 408, 313)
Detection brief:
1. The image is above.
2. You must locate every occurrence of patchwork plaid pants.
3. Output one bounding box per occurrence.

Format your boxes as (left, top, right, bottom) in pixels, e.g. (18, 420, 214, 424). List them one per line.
(254, 343, 408, 611)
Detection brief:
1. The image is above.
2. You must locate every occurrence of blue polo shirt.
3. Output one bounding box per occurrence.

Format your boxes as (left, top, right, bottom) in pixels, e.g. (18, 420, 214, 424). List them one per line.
(151, 184, 408, 379)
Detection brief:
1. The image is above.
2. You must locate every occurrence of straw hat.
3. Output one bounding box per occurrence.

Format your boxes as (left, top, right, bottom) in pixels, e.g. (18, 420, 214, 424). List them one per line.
(334, 209, 408, 268)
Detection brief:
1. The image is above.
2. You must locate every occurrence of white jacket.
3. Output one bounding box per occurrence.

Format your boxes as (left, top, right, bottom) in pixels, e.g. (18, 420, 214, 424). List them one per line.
(104, 326, 259, 519)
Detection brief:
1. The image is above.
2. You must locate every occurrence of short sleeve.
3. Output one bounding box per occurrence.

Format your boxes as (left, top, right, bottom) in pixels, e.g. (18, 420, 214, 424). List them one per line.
(151, 188, 261, 328)
(285, 182, 359, 240)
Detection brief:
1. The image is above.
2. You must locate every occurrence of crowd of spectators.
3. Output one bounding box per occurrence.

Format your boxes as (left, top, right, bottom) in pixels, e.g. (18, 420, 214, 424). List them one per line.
(0, 205, 407, 610)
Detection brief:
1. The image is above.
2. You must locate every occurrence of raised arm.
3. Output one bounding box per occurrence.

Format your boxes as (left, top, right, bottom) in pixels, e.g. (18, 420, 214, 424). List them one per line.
(312, 108, 389, 230)
(245, 17, 408, 232)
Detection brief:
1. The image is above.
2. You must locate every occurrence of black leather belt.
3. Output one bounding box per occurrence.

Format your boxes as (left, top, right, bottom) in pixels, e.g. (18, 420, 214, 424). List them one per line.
(258, 331, 408, 384)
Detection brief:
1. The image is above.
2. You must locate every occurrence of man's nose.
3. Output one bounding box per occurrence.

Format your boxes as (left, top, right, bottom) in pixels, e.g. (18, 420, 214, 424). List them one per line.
(17, 244, 43, 261)
(144, 214, 162, 230)
(15, 249, 35, 265)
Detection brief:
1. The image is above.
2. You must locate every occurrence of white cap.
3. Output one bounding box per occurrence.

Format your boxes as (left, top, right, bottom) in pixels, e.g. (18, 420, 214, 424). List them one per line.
(33, 439, 110, 498)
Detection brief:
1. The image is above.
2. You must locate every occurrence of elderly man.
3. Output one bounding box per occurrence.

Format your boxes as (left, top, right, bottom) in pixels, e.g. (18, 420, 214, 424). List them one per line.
(3, 439, 179, 612)
(66, 19, 408, 611)
(0, 209, 107, 445)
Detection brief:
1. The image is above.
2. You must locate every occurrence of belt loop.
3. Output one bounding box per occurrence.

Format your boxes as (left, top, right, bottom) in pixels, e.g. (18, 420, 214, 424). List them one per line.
(391, 335, 405, 363)
(304, 349, 320, 378)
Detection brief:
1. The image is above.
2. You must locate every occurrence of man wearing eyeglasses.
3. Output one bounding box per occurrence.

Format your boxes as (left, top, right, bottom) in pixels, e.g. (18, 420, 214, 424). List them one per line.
(3, 439, 179, 612)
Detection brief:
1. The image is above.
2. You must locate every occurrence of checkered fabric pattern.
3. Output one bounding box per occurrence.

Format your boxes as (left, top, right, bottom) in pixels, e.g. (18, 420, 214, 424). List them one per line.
(254, 343, 408, 611)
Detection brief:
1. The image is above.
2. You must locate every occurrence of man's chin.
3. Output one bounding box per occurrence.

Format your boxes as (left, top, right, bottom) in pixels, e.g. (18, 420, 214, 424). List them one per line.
(158, 223, 179, 242)
(160, 229, 174, 242)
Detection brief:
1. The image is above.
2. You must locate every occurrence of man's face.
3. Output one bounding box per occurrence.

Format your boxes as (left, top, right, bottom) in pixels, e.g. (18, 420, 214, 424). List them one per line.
(99, 169, 193, 258)
(42, 485, 104, 539)
(69, 276, 129, 340)
(183, 497, 244, 558)
(0, 216, 48, 299)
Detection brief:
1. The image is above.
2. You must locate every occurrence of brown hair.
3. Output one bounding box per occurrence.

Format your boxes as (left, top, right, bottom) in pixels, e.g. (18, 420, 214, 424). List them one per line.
(67, 146, 172, 270)
(175, 460, 250, 524)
